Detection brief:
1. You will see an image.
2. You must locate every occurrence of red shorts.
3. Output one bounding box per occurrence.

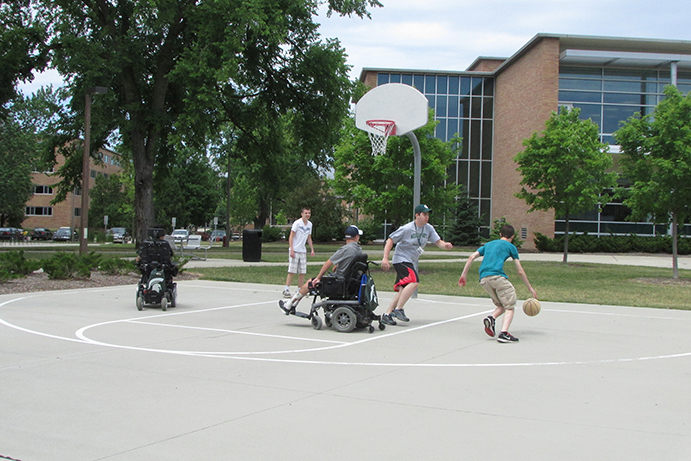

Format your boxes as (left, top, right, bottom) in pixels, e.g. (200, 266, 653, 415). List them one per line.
(393, 262, 419, 292)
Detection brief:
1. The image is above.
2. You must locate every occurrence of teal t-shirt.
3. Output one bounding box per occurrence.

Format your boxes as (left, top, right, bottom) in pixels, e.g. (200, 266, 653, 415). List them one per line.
(476, 239, 519, 280)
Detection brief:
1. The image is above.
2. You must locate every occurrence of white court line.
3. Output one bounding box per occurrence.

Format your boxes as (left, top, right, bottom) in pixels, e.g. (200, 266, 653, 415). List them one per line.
(127, 320, 347, 345)
(3, 294, 691, 367)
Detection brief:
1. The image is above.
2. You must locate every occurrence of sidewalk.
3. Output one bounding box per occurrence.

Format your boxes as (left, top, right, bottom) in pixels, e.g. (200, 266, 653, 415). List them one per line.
(184, 250, 691, 270)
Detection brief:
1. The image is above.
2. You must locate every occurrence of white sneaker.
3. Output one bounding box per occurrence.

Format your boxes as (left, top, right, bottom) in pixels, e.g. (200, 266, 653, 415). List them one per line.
(282, 288, 291, 298)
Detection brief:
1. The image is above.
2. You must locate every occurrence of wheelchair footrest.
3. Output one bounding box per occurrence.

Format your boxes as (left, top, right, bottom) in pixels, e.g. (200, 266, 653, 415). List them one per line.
(294, 311, 310, 319)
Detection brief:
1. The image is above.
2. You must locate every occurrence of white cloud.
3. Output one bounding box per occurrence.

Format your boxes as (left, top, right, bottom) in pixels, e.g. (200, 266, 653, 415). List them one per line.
(319, 0, 691, 79)
(18, 0, 691, 95)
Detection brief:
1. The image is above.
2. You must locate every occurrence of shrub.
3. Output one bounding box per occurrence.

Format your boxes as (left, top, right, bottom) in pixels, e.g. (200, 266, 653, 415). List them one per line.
(0, 250, 42, 278)
(99, 257, 136, 275)
(355, 217, 383, 244)
(261, 225, 285, 242)
(533, 232, 691, 254)
(42, 253, 93, 279)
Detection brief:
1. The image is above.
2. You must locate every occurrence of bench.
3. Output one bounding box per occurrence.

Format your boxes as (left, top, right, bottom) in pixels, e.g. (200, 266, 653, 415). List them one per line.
(180, 234, 211, 260)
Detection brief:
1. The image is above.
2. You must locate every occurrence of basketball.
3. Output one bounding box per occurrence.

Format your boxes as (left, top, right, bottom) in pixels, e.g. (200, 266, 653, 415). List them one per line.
(523, 298, 541, 316)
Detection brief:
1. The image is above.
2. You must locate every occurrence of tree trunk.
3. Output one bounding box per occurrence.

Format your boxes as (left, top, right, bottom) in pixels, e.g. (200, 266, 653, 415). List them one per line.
(563, 216, 570, 264)
(254, 196, 269, 229)
(132, 128, 156, 243)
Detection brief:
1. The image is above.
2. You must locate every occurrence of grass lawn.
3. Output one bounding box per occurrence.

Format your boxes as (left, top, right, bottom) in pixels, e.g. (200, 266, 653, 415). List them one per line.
(5, 241, 690, 310)
(191, 260, 691, 310)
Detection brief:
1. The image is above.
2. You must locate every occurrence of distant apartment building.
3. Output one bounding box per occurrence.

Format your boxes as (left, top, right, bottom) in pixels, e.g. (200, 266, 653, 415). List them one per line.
(23, 146, 123, 231)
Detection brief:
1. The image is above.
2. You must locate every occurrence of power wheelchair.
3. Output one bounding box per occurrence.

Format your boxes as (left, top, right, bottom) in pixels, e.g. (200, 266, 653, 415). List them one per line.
(135, 229, 178, 311)
(282, 253, 384, 333)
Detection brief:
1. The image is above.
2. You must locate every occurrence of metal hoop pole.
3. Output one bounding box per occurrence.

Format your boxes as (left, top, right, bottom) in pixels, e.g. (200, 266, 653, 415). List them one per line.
(405, 131, 421, 217)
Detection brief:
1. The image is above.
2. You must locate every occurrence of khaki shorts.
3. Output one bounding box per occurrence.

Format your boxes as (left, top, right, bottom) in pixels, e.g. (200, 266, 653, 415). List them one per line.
(480, 275, 516, 309)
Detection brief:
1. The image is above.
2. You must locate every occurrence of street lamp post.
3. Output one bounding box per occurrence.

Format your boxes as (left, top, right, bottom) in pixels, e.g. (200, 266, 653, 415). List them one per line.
(79, 86, 108, 255)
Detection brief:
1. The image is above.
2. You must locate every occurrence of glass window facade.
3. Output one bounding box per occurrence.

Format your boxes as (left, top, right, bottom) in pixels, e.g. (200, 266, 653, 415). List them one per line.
(376, 72, 494, 230)
(558, 66, 691, 144)
(557, 66, 691, 237)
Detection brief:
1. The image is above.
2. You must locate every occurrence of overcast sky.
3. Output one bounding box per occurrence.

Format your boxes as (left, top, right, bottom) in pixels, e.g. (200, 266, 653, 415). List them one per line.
(18, 0, 691, 95)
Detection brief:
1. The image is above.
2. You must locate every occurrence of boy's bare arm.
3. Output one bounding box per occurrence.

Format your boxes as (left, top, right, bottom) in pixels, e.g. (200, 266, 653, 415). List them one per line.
(381, 238, 394, 271)
(514, 260, 537, 298)
(458, 251, 480, 286)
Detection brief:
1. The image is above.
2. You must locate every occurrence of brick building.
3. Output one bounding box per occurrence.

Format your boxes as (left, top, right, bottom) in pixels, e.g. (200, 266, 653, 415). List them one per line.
(23, 146, 123, 232)
(359, 34, 691, 249)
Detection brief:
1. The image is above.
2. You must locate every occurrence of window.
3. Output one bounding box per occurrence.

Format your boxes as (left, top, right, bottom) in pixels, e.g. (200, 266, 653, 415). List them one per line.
(74, 208, 81, 217)
(26, 207, 53, 216)
(33, 185, 54, 195)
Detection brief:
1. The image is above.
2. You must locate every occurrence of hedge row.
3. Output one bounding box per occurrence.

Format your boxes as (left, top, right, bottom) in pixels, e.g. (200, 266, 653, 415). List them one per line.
(0, 250, 136, 282)
(534, 233, 691, 254)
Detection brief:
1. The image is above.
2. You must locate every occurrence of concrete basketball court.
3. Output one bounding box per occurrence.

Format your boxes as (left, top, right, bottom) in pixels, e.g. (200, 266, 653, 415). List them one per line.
(1, 279, 690, 460)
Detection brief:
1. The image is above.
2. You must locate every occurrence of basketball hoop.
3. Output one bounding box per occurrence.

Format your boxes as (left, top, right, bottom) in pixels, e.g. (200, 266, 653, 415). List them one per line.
(366, 120, 396, 155)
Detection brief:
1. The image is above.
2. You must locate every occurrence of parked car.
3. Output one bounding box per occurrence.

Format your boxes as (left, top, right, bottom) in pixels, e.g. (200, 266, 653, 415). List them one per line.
(209, 230, 226, 242)
(31, 228, 53, 240)
(171, 229, 189, 243)
(108, 227, 131, 244)
(52, 227, 76, 241)
(0, 227, 14, 240)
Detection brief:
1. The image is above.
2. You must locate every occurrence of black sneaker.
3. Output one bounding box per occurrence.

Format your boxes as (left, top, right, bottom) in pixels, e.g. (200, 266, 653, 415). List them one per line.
(497, 332, 519, 343)
(278, 300, 293, 316)
(483, 316, 496, 337)
(381, 313, 397, 326)
(392, 308, 410, 322)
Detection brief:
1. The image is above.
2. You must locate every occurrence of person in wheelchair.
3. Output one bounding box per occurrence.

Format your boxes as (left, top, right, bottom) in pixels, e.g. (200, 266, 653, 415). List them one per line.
(279, 225, 363, 315)
(136, 228, 178, 285)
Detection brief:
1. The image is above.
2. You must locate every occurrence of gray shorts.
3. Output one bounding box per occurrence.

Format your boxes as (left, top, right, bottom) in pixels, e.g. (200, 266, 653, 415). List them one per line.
(480, 275, 516, 309)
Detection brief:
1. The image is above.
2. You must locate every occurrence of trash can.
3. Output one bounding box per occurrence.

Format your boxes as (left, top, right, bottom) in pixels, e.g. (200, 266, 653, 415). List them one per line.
(242, 229, 262, 262)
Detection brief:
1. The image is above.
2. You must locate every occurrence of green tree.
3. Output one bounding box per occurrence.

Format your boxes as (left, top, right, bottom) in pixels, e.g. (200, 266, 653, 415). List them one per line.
(22, 0, 381, 241)
(153, 148, 221, 229)
(88, 174, 133, 230)
(282, 173, 348, 242)
(333, 111, 459, 230)
(228, 172, 259, 231)
(515, 106, 617, 263)
(446, 185, 483, 247)
(0, 88, 61, 226)
(615, 86, 691, 279)
(0, 118, 33, 226)
(0, 1, 49, 106)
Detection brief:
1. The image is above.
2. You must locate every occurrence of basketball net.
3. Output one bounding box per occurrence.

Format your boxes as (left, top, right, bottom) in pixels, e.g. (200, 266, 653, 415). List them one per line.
(366, 120, 396, 155)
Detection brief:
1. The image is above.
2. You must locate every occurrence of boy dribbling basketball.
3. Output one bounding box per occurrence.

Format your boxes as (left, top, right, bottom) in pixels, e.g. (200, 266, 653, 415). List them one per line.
(458, 224, 537, 343)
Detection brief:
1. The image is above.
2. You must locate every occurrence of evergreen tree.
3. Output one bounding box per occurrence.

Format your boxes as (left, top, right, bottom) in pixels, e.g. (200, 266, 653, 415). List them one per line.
(446, 187, 483, 247)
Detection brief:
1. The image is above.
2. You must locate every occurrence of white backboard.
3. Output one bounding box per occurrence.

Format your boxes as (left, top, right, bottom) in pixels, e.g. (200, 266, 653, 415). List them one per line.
(355, 83, 429, 136)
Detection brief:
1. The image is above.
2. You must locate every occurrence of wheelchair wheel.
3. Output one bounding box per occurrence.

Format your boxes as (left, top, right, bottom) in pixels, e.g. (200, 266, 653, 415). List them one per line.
(136, 292, 144, 311)
(311, 314, 323, 330)
(324, 313, 332, 328)
(161, 296, 167, 311)
(332, 306, 356, 333)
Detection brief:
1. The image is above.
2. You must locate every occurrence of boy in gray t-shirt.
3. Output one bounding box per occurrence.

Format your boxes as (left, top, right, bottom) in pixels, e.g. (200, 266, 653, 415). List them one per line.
(380, 205, 453, 325)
